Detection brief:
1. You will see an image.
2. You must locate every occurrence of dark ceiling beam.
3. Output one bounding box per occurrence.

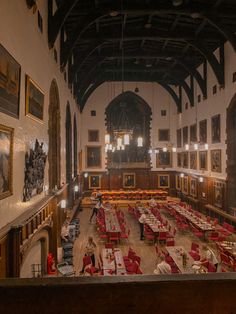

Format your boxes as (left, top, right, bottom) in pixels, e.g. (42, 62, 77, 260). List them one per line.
(176, 59, 207, 98)
(205, 15, 236, 52)
(48, 0, 79, 48)
(61, 28, 220, 68)
(186, 40, 225, 86)
(79, 74, 181, 113)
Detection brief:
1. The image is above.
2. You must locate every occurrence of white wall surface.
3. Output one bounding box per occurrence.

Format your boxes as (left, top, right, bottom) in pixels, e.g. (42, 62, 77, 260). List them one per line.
(0, 0, 80, 229)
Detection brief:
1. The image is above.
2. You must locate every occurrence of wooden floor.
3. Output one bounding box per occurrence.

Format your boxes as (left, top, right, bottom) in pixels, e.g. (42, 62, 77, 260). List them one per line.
(72, 202, 215, 276)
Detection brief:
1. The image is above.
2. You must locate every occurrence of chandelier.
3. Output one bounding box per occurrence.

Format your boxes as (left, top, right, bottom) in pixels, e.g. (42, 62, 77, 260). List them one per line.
(104, 11, 143, 153)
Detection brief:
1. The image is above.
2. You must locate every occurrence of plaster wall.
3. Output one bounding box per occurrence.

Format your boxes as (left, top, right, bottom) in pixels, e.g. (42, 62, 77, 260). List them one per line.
(0, 0, 80, 229)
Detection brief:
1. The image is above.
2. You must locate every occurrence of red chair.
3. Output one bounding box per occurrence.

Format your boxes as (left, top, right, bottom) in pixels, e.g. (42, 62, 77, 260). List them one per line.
(158, 232, 167, 244)
(220, 253, 233, 269)
(208, 262, 217, 272)
(83, 256, 97, 275)
(189, 251, 200, 261)
(166, 239, 175, 246)
(120, 229, 130, 241)
(190, 242, 199, 252)
(208, 232, 219, 242)
(109, 232, 120, 243)
(126, 261, 139, 274)
(132, 255, 141, 266)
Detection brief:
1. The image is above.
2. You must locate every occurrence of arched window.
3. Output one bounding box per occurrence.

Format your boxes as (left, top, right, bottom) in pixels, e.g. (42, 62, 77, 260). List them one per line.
(66, 103, 72, 183)
(48, 79, 61, 190)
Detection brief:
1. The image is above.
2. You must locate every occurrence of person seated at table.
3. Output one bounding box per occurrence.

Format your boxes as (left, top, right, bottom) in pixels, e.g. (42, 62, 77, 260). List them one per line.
(149, 198, 157, 207)
(138, 210, 147, 240)
(80, 236, 97, 274)
(201, 245, 219, 271)
(154, 255, 171, 274)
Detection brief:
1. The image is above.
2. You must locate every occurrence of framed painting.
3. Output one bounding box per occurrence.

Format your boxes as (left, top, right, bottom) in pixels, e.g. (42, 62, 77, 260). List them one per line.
(190, 178, 197, 197)
(175, 174, 181, 190)
(25, 75, 44, 122)
(88, 175, 101, 189)
(190, 124, 197, 143)
(86, 146, 101, 168)
(177, 152, 182, 167)
(199, 179, 207, 200)
(158, 174, 170, 188)
(158, 129, 170, 141)
(156, 151, 172, 168)
(211, 114, 221, 143)
(199, 151, 207, 170)
(177, 129, 182, 148)
(0, 44, 21, 118)
(182, 176, 188, 195)
(214, 180, 224, 208)
(199, 119, 207, 144)
(211, 149, 221, 173)
(182, 152, 189, 168)
(190, 151, 197, 170)
(123, 173, 135, 189)
(183, 126, 188, 145)
(0, 124, 14, 200)
(88, 129, 99, 142)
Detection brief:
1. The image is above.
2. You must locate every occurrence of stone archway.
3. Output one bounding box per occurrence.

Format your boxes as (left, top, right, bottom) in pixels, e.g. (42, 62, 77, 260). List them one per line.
(226, 93, 236, 210)
(66, 103, 72, 183)
(48, 79, 61, 191)
(73, 114, 78, 177)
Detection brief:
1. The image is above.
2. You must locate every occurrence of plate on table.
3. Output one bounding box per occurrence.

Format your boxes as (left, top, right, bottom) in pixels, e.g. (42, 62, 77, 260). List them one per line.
(193, 261, 201, 265)
(225, 246, 232, 250)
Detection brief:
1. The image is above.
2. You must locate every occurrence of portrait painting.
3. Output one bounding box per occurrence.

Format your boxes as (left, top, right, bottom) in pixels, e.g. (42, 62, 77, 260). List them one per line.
(190, 178, 197, 197)
(86, 146, 101, 168)
(156, 151, 172, 168)
(182, 176, 188, 195)
(0, 44, 21, 118)
(177, 128, 182, 148)
(177, 152, 182, 167)
(182, 152, 189, 168)
(123, 173, 135, 189)
(199, 119, 207, 144)
(190, 124, 197, 143)
(199, 179, 207, 200)
(190, 151, 197, 170)
(88, 130, 99, 142)
(175, 175, 181, 190)
(211, 114, 221, 143)
(211, 149, 221, 173)
(158, 174, 170, 188)
(89, 175, 101, 189)
(0, 124, 14, 200)
(158, 129, 170, 141)
(214, 180, 224, 208)
(199, 151, 207, 170)
(183, 126, 188, 145)
(25, 75, 44, 121)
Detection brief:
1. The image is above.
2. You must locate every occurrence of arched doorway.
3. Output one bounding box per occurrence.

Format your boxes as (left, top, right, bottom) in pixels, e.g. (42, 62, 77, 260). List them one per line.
(48, 79, 61, 190)
(73, 115, 78, 177)
(105, 91, 152, 168)
(66, 103, 72, 183)
(226, 93, 236, 209)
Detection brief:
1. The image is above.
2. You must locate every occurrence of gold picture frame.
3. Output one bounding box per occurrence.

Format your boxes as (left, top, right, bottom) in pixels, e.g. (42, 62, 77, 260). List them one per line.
(158, 174, 170, 188)
(156, 151, 172, 168)
(123, 173, 136, 189)
(175, 174, 181, 190)
(199, 151, 208, 170)
(190, 178, 197, 197)
(190, 151, 197, 170)
(86, 146, 101, 168)
(88, 129, 99, 142)
(88, 175, 101, 189)
(0, 124, 14, 200)
(25, 75, 44, 122)
(211, 149, 221, 173)
(182, 176, 188, 195)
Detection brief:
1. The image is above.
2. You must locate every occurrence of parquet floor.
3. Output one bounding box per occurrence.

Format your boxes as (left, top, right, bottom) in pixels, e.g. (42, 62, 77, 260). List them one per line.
(72, 202, 211, 276)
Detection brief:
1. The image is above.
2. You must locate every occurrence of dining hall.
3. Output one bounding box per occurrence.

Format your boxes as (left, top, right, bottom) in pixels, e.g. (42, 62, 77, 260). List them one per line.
(1, 0, 236, 313)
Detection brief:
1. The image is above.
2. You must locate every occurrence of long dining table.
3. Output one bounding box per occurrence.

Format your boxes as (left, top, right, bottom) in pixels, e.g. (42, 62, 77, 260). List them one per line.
(104, 209, 121, 233)
(166, 246, 195, 274)
(136, 206, 167, 233)
(101, 248, 126, 275)
(169, 203, 215, 240)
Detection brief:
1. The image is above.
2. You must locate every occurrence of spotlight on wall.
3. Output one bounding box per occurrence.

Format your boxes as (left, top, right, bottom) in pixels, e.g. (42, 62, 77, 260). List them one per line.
(199, 177, 204, 183)
(163, 147, 167, 152)
(194, 143, 199, 150)
(84, 172, 88, 178)
(185, 144, 189, 151)
(180, 173, 184, 178)
(60, 199, 67, 209)
(204, 143, 209, 150)
(172, 147, 177, 152)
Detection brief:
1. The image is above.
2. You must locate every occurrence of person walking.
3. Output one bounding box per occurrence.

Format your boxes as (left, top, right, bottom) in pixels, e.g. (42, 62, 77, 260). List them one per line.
(89, 193, 102, 223)
(138, 210, 147, 240)
(80, 236, 97, 274)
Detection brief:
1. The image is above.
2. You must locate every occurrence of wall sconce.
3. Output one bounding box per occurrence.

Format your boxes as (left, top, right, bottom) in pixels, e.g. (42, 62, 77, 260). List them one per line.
(199, 177, 204, 182)
(185, 144, 189, 151)
(204, 143, 209, 150)
(180, 173, 184, 178)
(60, 199, 67, 209)
(163, 147, 167, 152)
(172, 147, 177, 152)
(84, 172, 88, 178)
(194, 143, 198, 150)
(74, 185, 79, 192)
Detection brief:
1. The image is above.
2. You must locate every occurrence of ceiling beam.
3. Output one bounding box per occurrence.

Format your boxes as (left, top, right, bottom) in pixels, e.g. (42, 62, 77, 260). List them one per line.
(48, 0, 79, 48)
